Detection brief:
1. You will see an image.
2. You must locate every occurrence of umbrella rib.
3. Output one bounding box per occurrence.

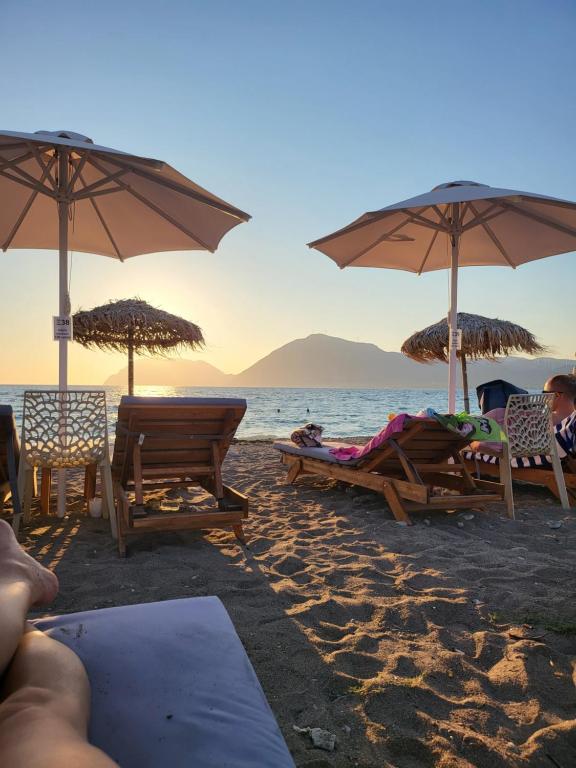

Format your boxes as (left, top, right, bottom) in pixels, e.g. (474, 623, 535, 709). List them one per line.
(460, 203, 505, 232)
(338, 215, 416, 268)
(0, 150, 35, 173)
(93, 153, 251, 221)
(416, 229, 440, 274)
(308, 209, 399, 248)
(77, 170, 124, 261)
(468, 202, 515, 267)
(338, 206, 447, 268)
(71, 168, 129, 200)
(67, 155, 89, 195)
(499, 200, 576, 239)
(27, 142, 58, 192)
(88, 156, 215, 251)
(1, 156, 57, 251)
(0, 168, 55, 198)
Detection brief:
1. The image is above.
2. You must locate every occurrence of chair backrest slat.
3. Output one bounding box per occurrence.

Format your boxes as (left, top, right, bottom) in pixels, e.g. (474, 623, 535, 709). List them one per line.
(112, 397, 247, 482)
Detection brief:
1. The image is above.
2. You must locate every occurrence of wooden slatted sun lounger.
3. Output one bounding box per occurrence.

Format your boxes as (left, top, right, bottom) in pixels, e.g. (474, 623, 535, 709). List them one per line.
(112, 397, 249, 556)
(274, 418, 506, 524)
(0, 405, 22, 534)
(462, 451, 576, 507)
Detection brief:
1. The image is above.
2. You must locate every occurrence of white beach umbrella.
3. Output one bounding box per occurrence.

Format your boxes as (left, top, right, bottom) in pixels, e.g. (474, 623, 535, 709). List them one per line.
(309, 180, 576, 412)
(0, 129, 250, 515)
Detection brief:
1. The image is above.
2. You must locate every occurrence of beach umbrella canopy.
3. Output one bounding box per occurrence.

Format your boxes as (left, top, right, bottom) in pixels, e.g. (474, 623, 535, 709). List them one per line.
(309, 180, 576, 412)
(0, 128, 249, 516)
(0, 129, 249, 387)
(73, 299, 205, 395)
(401, 312, 545, 412)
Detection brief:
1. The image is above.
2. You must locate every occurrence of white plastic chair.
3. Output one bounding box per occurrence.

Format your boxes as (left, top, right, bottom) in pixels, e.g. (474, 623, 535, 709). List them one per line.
(17, 390, 116, 538)
(501, 393, 570, 518)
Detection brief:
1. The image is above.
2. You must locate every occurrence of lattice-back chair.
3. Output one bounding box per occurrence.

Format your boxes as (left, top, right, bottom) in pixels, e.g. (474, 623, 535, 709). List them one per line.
(18, 390, 116, 537)
(501, 394, 570, 517)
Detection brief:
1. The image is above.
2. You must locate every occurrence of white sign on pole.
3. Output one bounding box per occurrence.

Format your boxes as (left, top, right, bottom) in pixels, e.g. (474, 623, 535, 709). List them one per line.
(53, 315, 73, 341)
(450, 329, 462, 351)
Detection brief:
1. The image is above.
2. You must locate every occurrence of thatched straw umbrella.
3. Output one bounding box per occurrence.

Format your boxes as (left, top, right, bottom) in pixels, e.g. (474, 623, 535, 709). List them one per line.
(73, 299, 205, 394)
(401, 312, 545, 413)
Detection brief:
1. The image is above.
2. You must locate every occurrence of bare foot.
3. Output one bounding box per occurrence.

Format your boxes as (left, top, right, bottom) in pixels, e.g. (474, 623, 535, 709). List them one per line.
(0, 520, 59, 606)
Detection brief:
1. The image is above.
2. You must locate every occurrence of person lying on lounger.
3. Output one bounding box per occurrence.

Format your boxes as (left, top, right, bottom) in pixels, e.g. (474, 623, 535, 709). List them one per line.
(0, 520, 115, 768)
(543, 374, 576, 424)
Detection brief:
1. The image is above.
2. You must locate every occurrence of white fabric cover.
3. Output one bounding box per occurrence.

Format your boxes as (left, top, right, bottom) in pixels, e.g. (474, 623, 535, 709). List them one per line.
(33, 597, 294, 768)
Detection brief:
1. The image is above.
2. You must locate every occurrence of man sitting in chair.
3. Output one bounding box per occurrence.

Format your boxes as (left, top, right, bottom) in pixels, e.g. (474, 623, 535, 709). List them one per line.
(543, 374, 576, 425)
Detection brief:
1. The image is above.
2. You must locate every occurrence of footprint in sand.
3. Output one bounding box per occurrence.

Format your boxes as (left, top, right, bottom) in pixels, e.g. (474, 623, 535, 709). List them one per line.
(332, 650, 384, 679)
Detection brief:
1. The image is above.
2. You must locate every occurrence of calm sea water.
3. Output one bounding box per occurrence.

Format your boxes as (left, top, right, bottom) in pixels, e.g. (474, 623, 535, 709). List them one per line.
(0, 384, 471, 439)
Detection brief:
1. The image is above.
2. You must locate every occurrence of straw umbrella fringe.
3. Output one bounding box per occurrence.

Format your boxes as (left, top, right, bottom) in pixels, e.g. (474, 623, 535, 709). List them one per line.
(73, 299, 205, 394)
(401, 313, 546, 412)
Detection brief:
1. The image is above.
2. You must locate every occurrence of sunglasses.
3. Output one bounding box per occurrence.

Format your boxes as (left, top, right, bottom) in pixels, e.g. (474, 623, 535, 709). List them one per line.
(542, 390, 566, 396)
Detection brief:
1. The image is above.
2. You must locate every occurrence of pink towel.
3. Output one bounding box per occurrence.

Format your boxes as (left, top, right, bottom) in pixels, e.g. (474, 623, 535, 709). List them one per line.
(329, 414, 411, 461)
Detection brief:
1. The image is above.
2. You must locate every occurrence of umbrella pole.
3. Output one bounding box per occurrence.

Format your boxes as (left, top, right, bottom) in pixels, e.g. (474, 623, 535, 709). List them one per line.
(128, 330, 134, 395)
(56, 148, 70, 518)
(460, 353, 470, 413)
(447, 204, 460, 413)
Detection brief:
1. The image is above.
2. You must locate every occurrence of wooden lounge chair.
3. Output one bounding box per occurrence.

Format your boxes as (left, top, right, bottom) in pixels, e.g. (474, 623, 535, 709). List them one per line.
(112, 397, 249, 556)
(462, 394, 575, 514)
(0, 405, 22, 534)
(274, 417, 506, 525)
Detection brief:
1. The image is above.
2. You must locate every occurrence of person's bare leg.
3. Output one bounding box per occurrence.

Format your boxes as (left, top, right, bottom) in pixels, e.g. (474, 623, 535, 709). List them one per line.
(0, 519, 58, 677)
(0, 521, 115, 767)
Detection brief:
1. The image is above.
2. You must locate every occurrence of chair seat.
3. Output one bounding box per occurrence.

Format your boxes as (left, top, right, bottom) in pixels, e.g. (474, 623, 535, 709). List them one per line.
(32, 597, 294, 768)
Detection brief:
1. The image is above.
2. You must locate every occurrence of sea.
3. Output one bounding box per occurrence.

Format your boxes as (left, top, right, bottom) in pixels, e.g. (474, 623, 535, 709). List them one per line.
(1, 384, 472, 439)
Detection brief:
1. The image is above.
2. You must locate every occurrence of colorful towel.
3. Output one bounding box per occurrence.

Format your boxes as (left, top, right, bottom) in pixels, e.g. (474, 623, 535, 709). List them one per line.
(329, 413, 411, 461)
(328, 410, 506, 462)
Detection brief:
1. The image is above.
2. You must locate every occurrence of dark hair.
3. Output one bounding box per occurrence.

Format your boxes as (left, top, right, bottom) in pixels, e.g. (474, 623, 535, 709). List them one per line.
(548, 374, 576, 405)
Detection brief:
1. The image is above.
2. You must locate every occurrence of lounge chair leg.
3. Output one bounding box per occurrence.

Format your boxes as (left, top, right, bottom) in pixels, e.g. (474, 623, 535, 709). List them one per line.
(382, 482, 412, 525)
(286, 459, 302, 484)
(40, 469, 52, 515)
(500, 445, 515, 520)
(233, 524, 246, 544)
(116, 498, 128, 557)
(100, 462, 117, 539)
(550, 453, 571, 509)
(84, 463, 97, 503)
(22, 468, 35, 524)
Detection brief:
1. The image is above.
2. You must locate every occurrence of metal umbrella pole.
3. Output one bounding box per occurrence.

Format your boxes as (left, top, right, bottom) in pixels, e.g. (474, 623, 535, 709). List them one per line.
(447, 202, 460, 414)
(57, 147, 70, 517)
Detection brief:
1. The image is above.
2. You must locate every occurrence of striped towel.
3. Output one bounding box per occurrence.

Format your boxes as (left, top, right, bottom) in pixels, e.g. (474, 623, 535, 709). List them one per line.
(464, 411, 576, 469)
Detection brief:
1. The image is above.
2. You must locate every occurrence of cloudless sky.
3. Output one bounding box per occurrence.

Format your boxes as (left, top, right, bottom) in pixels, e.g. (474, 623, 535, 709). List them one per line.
(1, 0, 575, 384)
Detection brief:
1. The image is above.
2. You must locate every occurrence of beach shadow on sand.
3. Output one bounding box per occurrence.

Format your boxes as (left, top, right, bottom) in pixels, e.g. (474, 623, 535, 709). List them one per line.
(16, 445, 576, 768)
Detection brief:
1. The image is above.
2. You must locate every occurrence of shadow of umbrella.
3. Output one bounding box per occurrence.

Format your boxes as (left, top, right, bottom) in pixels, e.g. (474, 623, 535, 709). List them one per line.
(73, 298, 205, 394)
(401, 312, 545, 412)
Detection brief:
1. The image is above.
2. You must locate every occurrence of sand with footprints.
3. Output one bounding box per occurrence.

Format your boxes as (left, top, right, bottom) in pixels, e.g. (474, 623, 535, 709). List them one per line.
(21, 441, 576, 768)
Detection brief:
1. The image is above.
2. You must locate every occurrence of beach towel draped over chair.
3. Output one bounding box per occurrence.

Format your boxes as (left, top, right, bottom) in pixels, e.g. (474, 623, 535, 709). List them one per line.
(274, 417, 506, 525)
(463, 394, 574, 515)
(0, 405, 22, 534)
(112, 397, 248, 556)
(17, 391, 116, 535)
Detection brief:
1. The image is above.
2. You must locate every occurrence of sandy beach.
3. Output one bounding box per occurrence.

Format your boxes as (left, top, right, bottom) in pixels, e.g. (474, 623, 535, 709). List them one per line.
(18, 441, 576, 768)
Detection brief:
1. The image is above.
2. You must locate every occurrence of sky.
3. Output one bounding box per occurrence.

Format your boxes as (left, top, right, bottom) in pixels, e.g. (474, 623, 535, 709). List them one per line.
(1, 0, 575, 384)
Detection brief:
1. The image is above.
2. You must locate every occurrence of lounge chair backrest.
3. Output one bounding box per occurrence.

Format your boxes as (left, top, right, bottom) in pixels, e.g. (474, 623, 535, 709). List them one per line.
(504, 393, 555, 458)
(112, 397, 246, 483)
(0, 405, 19, 483)
(355, 418, 470, 470)
(21, 390, 109, 468)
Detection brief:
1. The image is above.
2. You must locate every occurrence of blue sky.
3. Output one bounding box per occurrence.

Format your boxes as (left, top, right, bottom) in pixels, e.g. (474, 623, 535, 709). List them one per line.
(2, 0, 575, 383)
